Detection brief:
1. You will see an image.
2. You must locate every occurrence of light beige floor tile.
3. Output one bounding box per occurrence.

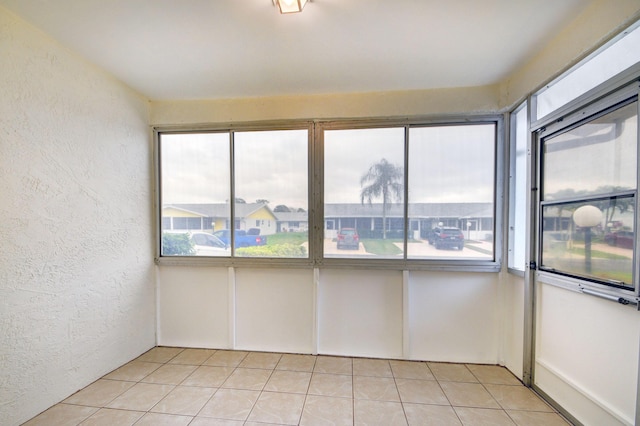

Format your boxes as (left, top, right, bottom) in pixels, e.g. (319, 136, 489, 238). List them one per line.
(182, 365, 234, 387)
(396, 378, 449, 405)
(485, 384, 554, 412)
(221, 367, 272, 390)
(354, 399, 407, 426)
(137, 347, 184, 363)
(239, 351, 283, 369)
(190, 418, 244, 426)
(151, 385, 216, 415)
(203, 350, 248, 367)
(389, 360, 434, 380)
(440, 382, 500, 409)
(309, 373, 353, 398)
(264, 370, 312, 394)
(63, 378, 135, 406)
(353, 376, 400, 402)
(103, 361, 163, 381)
(168, 348, 216, 365)
(506, 410, 571, 426)
(106, 382, 174, 411)
(23, 404, 98, 425)
(466, 365, 521, 385)
(429, 363, 479, 383)
(80, 408, 144, 425)
(314, 356, 353, 375)
(277, 353, 317, 372)
(300, 394, 353, 426)
(141, 364, 198, 385)
(454, 407, 516, 425)
(353, 358, 393, 377)
(247, 391, 306, 425)
(244, 422, 286, 426)
(198, 388, 260, 421)
(403, 403, 462, 426)
(134, 412, 193, 425)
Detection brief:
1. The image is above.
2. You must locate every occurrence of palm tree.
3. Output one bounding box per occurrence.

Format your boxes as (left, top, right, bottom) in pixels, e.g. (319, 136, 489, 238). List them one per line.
(360, 158, 403, 239)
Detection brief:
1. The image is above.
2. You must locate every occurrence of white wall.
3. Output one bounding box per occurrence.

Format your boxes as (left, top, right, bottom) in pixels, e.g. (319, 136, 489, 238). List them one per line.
(535, 282, 640, 426)
(501, 273, 525, 380)
(0, 8, 155, 426)
(158, 267, 502, 364)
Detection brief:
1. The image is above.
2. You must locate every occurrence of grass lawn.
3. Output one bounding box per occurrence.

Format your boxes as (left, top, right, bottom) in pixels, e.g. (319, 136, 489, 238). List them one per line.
(266, 232, 308, 245)
(362, 239, 403, 255)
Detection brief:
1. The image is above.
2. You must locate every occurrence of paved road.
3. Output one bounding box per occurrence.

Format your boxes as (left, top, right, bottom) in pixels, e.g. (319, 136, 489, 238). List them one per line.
(323, 239, 494, 259)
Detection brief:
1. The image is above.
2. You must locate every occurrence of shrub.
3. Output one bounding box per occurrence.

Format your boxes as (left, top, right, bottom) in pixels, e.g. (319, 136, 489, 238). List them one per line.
(236, 244, 307, 258)
(162, 233, 195, 255)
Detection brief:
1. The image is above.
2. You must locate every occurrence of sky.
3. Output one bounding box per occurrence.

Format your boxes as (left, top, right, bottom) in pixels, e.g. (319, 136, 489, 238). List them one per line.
(160, 124, 497, 209)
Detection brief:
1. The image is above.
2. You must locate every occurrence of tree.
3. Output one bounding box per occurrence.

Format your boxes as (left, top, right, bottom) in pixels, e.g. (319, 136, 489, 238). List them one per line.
(256, 199, 269, 204)
(360, 158, 403, 239)
(274, 205, 291, 212)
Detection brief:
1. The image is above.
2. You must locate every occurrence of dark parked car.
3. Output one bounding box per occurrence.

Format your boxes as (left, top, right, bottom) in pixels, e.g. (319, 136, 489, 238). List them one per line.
(604, 230, 634, 249)
(337, 228, 360, 249)
(428, 227, 465, 250)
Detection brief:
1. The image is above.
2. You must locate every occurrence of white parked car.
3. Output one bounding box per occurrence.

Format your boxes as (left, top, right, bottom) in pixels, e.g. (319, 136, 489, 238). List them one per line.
(189, 231, 229, 256)
(163, 231, 229, 256)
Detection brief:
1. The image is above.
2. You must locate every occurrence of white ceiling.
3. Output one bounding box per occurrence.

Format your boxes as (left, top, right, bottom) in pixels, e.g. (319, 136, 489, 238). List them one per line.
(1, 0, 592, 101)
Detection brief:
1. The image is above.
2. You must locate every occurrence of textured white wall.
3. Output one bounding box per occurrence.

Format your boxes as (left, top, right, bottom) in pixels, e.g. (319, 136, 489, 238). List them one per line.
(0, 8, 155, 426)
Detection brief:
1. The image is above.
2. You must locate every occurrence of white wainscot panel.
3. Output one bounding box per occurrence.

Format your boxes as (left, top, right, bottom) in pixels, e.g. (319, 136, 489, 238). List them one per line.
(235, 268, 314, 354)
(158, 266, 229, 348)
(503, 273, 525, 380)
(318, 269, 403, 359)
(408, 271, 500, 364)
(536, 283, 640, 426)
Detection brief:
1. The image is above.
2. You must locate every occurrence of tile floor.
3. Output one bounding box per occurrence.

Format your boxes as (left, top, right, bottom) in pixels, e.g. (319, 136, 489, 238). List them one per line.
(24, 347, 571, 426)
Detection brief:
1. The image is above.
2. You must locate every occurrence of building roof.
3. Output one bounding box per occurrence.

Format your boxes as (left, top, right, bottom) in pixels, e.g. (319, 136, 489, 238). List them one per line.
(325, 203, 493, 219)
(165, 203, 276, 219)
(165, 202, 493, 220)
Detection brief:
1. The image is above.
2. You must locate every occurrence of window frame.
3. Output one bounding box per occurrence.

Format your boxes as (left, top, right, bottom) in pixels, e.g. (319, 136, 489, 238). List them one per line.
(533, 81, 640, 299)
(508, 101, 529, 275)
(154, 115, 504, 272)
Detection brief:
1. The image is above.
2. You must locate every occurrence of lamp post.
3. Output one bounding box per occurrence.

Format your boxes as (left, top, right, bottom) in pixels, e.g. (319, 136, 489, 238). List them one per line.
(572, 205, 602, 274)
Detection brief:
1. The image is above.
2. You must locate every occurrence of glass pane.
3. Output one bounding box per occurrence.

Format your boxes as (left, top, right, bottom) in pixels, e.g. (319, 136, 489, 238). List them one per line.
(535, 24, 640, 120)
(541, 197, 635, 289)
(160, 132, 231, 256)
(542, 102, 638, 200)
(324, 128, 405, 258)
(234, 129, 308, 258)
(509, 104, 528, 271)
(407, 124, 495, 260)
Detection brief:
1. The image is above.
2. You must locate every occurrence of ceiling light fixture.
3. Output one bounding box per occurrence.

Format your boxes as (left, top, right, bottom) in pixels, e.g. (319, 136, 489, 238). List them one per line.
(273, 0, 308, 14)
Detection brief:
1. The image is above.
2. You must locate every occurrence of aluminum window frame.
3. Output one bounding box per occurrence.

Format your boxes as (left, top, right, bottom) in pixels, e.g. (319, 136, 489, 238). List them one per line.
(154, 115, 504, 272)
(533, 81, 640, 301)
(507, 101, 530, 275)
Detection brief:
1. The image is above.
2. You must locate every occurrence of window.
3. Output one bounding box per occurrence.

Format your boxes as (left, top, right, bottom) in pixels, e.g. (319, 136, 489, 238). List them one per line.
(157, 118, 500, 268)
(324, 127, 405, 259)
(533, 22, 640, 122)
(508, 102, 529, 272)
(159, 128, 309, 258)
(407, 124, 495, 260)
(539, 98, 638, 290)
(322, 122, 497, 262)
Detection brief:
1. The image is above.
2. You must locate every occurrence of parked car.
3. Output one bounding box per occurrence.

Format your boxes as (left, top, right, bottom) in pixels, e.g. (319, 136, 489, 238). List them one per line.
(189, 232, 230, 255)
(604, 230, 634, 249)
(212, 229, 267, 248)
(428, 227, 465, 250)
(337, 228, 360, 249)
(163, 231, 229, 256)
